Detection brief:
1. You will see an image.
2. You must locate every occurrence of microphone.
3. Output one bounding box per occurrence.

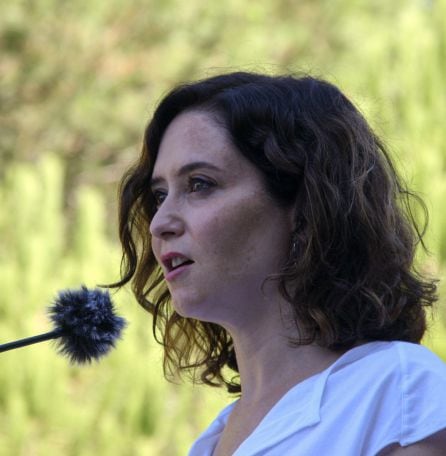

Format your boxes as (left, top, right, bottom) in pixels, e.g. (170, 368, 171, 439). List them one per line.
(0, 286, 126, 364)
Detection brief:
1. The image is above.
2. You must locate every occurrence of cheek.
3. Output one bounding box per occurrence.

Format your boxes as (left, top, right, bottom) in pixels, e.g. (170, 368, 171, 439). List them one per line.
(196, 196, 286, 273)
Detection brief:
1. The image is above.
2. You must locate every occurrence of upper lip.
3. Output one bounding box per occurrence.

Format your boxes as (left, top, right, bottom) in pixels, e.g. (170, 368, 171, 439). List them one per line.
(160, 252, 194, 272)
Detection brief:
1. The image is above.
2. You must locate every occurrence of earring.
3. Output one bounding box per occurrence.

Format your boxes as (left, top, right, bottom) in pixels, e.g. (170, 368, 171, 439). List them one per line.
(291, 232, 299, 258)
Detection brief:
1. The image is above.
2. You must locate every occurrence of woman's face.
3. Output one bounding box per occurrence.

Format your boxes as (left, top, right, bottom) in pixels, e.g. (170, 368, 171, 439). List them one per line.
(150, 110, 295, 328)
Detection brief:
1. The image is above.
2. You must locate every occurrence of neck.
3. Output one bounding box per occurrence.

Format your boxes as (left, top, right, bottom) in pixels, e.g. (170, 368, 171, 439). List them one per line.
(225, 301, 342, 407)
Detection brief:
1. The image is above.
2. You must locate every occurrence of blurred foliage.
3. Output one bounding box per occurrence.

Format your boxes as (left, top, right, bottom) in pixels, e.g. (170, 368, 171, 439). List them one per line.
(0, 0, 446, 454)
(0, 155, 229, 455)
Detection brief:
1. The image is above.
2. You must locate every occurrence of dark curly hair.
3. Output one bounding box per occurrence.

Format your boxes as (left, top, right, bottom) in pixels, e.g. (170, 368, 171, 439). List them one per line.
(112, 71, 438, 394)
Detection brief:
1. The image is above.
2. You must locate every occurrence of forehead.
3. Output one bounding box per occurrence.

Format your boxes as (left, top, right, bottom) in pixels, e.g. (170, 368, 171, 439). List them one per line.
(153, 110, 239, 175)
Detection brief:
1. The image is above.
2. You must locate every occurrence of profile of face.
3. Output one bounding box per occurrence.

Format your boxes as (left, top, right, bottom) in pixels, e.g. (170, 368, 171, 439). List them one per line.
(149, 111, 295, 330)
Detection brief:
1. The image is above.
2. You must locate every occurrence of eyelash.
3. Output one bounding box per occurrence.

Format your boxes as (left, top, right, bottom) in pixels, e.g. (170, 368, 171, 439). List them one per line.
(152, 177, 215, 207)
(189, 176, 213, 193)
(152, 190, 167, 207)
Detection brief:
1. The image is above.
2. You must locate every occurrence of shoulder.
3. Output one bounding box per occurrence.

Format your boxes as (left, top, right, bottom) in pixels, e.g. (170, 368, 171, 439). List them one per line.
(379, 429, 446, 455)
(333, 340, 446, 384)
(322, 341, 446, 453)
(325, 340, 446, 391)
(393, 342, 446, 446)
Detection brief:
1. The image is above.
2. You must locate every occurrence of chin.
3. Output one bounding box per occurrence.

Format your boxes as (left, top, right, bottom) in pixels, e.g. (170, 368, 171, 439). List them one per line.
(171, 295, 203, 318)
(171, 296, 217, 323)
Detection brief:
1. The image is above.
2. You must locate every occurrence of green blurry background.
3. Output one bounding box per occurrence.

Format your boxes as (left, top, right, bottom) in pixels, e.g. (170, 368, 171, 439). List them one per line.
(1, 0, 445, 454)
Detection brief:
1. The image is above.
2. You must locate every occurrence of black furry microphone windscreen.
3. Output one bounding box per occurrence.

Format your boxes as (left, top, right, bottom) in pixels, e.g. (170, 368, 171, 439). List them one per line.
(0, 286, 126, 364)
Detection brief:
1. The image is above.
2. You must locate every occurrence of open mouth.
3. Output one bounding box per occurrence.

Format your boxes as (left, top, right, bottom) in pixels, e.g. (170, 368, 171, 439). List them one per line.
(163, 254, 194, 273)
(170, 257, 194, 271)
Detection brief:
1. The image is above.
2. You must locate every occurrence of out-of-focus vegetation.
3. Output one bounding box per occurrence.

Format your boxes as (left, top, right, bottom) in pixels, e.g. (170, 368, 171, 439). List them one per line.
(0, 0, 445, 454)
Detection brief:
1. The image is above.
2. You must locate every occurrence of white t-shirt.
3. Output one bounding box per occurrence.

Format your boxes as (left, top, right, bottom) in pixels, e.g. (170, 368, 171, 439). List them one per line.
(188, 341, 446, 455)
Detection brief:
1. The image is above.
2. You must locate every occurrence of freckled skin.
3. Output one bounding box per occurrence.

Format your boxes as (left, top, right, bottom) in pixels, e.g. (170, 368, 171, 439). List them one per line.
(150, 111, 295, 331)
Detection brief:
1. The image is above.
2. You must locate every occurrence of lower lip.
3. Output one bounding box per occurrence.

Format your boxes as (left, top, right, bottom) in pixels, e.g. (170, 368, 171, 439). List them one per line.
(165, 264, 192, 282)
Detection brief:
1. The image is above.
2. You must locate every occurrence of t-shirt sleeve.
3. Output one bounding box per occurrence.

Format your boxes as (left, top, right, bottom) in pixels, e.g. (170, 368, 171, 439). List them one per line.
(398, 343, 446, 446)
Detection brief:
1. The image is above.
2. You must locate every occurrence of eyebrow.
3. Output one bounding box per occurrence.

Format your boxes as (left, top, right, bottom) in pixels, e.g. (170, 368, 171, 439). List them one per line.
(150, 161, 222, 188)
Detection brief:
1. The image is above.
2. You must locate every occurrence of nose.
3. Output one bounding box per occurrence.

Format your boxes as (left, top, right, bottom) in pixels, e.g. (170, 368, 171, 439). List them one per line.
(149, 198, 185, 240)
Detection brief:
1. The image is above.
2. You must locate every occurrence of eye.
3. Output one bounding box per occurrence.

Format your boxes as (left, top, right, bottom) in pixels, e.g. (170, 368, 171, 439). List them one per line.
(188, 177, 214, 193)
(152, 189, 167, 207)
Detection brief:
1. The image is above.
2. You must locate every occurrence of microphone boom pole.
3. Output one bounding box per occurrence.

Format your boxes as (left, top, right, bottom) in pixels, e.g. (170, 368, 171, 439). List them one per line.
(0, 330, 63, 353)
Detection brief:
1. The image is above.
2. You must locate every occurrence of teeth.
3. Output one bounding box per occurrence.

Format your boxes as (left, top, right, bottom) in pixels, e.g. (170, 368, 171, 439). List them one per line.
(171, 257, 189, 269)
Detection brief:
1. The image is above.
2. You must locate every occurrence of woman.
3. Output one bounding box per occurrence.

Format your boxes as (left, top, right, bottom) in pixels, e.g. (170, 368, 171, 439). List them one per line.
(115, 72, 446, 455)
